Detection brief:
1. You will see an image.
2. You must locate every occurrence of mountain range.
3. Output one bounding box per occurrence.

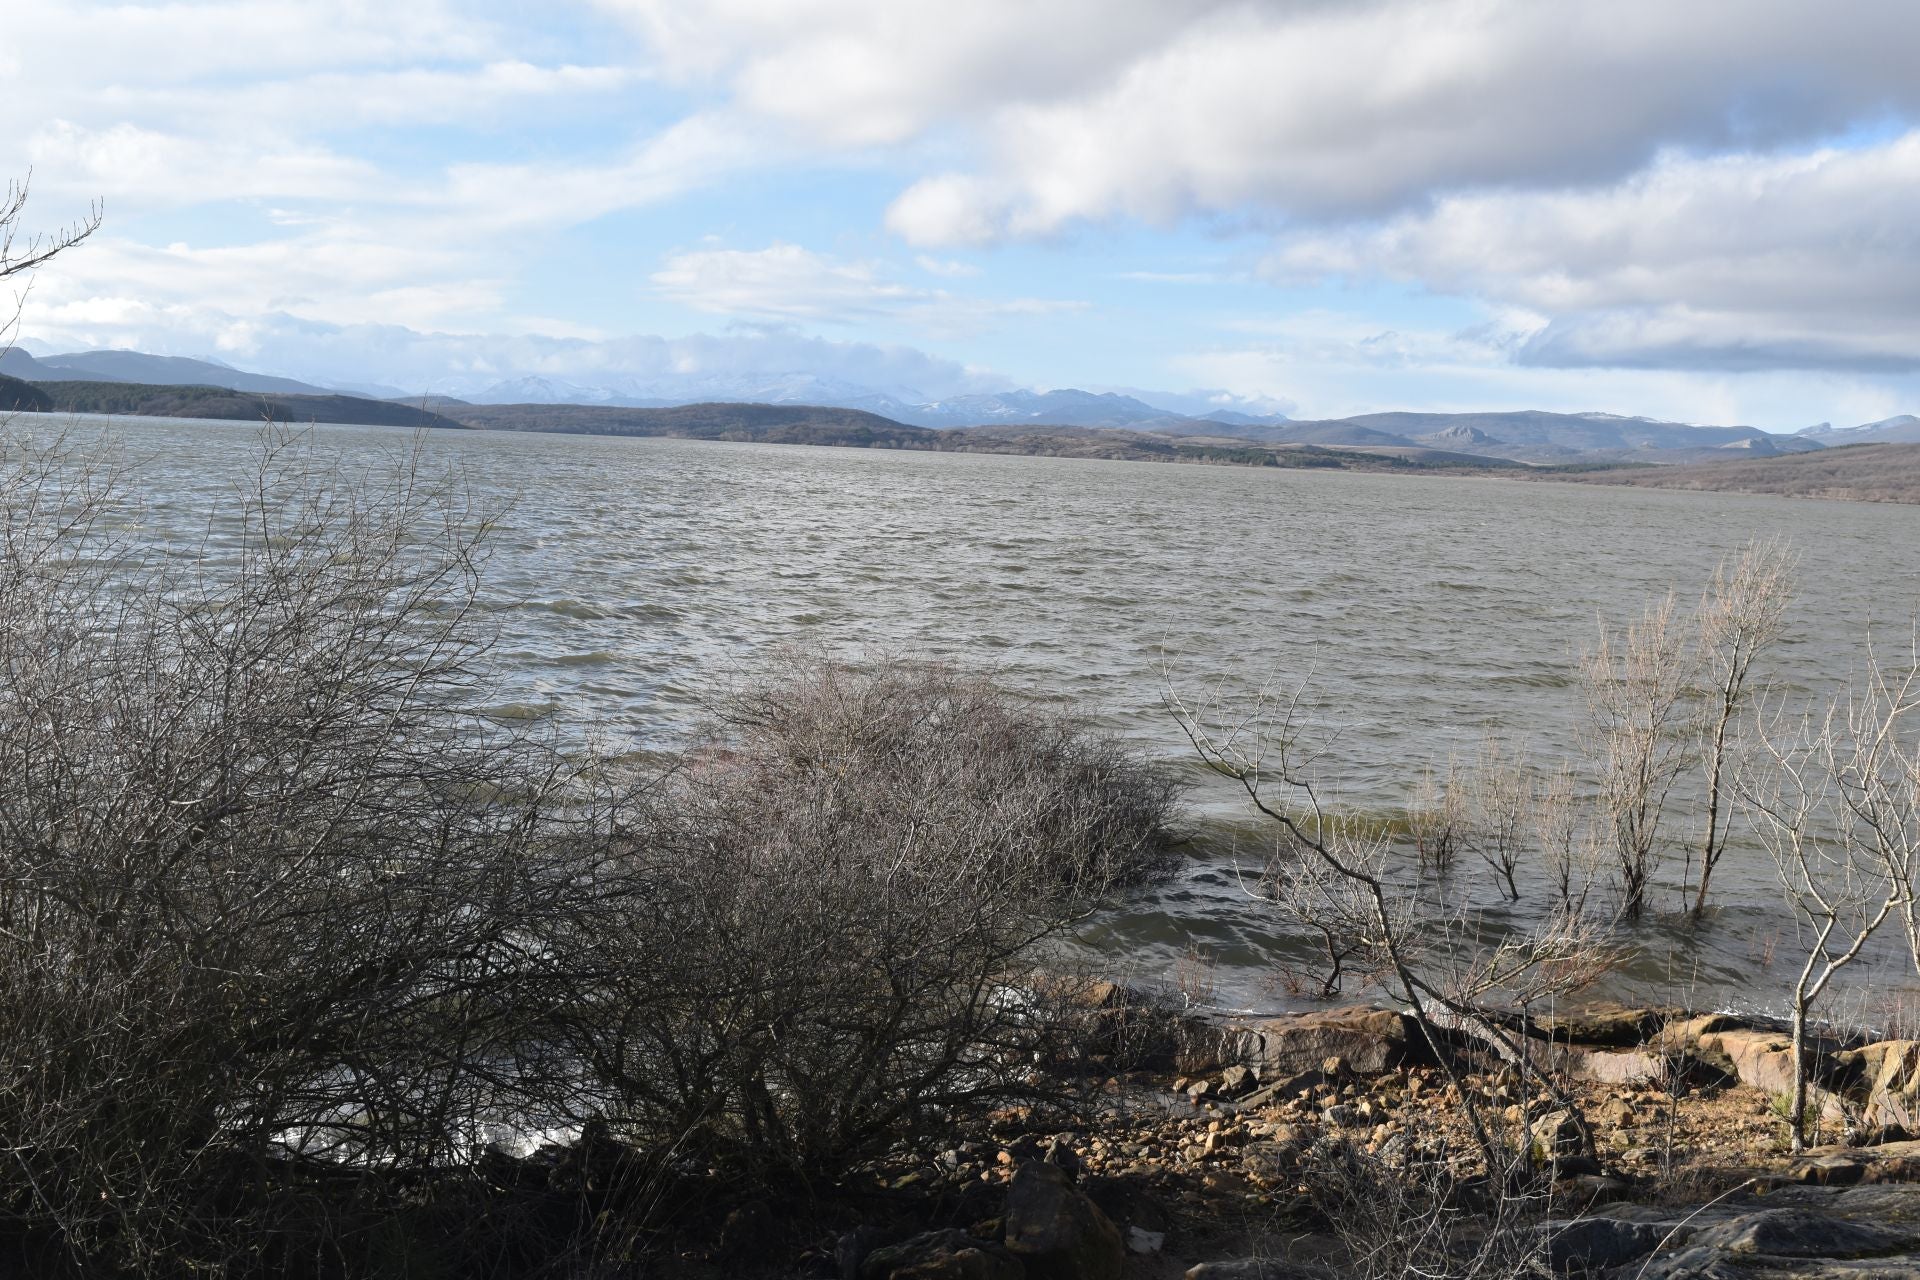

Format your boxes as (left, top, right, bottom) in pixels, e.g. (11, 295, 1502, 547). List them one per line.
(0, 347, 338, 396)
(6, 345, 1920, 465)
(1796, 415, 1920, 446)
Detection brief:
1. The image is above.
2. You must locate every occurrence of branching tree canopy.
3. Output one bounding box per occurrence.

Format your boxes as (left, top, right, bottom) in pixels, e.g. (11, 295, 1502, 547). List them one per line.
(2, 173, 101, 351)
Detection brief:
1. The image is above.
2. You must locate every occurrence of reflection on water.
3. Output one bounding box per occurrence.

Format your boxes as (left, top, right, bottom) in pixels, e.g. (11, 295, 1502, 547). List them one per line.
(39, 414, 1920, 1021)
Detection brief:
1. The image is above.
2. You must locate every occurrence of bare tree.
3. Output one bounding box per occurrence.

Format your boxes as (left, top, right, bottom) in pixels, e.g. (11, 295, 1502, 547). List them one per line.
(1533, 759, 1606, 917)
(1, 173, 101, 350)
(1462, 732, 1532, 901)
(1167, 677, 1616, 1172)
(1690, 538, 1798, 919)
(1583, 591, 1693, 919)
(1824, 637, 1920, 981)
(1407, 758, 1468, 874)
(1741, 643, 1917, 1151)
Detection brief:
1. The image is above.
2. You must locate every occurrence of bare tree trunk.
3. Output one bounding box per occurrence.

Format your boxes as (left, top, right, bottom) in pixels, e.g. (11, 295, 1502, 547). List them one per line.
(1694, 711, 1733, 919)
(1790, 985, 1810, 1153)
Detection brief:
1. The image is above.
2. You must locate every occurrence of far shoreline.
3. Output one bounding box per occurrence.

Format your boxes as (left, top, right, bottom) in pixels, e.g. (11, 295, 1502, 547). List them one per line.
(12, 404, 1920, 508)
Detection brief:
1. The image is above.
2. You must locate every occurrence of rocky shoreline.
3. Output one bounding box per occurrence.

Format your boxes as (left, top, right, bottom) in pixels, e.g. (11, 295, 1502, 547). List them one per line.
(665, 999, 1920, 1278)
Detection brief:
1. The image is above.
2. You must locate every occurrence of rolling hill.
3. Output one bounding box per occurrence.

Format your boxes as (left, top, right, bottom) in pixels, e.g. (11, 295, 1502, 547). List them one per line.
(21, 381, 469, 430)
(1558, 443, 1920, 504)
(0, 348, 342, 395)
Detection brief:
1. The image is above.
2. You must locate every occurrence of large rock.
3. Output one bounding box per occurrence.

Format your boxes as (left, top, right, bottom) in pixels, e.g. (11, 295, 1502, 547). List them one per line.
(1688, 1027, 1848, 1121)
(1537, 1004, 1676, 1048)
(1651, 1013, 1745, 1054)
(1611, 1189, 1920, 1279)
(1687, 1208, 1911, 1258)
(859, 1229, 1024, 1280)
(1795, 1138, 1920, 1185)
(1004, 1160, 1123, 1280)
(1566, 1047, 1674, 1086)
(1697, 1027, 1798, 1093)
(1541, 1217, 1668, 1274)
(1221, 1007, 1413, 1076)
(1530, 1108, 1589, 1159)
(1849, 1039, 1920, 1131)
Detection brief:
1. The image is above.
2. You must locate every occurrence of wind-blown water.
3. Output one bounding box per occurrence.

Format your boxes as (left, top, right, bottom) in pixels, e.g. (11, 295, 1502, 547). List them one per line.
(45, 414, 1920, 1023)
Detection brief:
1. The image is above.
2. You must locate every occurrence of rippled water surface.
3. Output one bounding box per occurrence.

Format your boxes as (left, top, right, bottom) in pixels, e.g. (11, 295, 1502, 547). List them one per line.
(49, 416, 1920, 1022)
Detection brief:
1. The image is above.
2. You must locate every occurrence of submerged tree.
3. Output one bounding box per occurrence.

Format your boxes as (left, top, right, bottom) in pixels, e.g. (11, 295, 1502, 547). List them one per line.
(1583, 592, 1692, 919)
(1167, 676, 1617, 1173)
(1691, 538, 1798, 919)
(1462, 732, 1533, 901)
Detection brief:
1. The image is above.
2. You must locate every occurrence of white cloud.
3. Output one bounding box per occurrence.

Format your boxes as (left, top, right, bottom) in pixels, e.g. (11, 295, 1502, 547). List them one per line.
(1272, 131, 1920, 372)
(0, 3, 665, 221)
(27, 121, 377, 207)
(913, 255, 978, 279)
(653, 243, 916, 322)
(27, 229, 501, 334)
(1163, 308, 1920, 429)
(596, 0, 1214, 147)
(650, 242, 1085, 336)
(600, 1, 1920, 243)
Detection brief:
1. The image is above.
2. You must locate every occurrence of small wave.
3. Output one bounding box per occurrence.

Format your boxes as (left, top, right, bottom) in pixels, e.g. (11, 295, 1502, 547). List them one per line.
(552, 651, 620, 667)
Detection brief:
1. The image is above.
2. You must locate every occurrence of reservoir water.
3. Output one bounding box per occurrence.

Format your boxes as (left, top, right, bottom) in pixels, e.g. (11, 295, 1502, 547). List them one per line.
(36, 414, 1920, 1025)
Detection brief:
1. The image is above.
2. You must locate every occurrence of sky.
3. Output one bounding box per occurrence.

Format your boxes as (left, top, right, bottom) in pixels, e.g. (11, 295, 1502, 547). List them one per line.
(6, 0, 1920, 427)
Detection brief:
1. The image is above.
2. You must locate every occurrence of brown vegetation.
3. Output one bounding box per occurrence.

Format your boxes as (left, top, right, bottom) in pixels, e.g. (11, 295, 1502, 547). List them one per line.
(1557, 442, 1920, 504)
(0, 430, 1184, 1276)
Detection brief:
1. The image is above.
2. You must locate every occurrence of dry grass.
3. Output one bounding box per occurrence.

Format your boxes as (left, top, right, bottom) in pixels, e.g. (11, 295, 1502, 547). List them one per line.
(1560, 443, 1920, 504)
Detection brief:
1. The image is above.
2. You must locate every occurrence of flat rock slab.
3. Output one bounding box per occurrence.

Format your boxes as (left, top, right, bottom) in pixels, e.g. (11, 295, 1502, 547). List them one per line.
(1220, 1007, 1413, 1076)
(1598, 1186, 1920, 1279)
(1689, 1208, 1913, 1257)
(1623, 1246, 1920, 1278)
(1797, 1142, 1920, 1186)
(1538, 1004, 1680, 1049)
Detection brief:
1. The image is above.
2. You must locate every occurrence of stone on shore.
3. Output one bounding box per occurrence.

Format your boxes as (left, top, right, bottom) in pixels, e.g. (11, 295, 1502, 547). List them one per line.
(859, 1229, 1024, 1280)
(1221, 1007, 1413, 1076)
(1003, 1159, 1124, 1280)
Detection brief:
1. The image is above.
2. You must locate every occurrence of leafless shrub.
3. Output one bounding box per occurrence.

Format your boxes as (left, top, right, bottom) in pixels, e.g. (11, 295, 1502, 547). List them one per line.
(1301, 1124, 1551, 1280)
(1461, 733, 1532, 901)
(1582, 592, 1693, 919)
(1690, 537, 1798, 918)
(1408, 759, 1469, 874)
(0, 430, 634, 1272)
(1740, 634, 1919, 1151)
(1, 173, 101, 349)
(1167, 677, 1618, 1170)
(1533, 759, 1607, 917)
(557, 652, 1183, 1177)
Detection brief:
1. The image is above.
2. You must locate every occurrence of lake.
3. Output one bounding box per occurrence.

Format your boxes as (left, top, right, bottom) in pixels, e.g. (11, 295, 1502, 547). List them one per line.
(33, 414, 1920, 1024)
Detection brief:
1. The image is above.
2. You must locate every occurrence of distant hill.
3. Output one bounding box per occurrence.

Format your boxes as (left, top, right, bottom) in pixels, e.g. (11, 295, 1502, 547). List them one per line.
(445, 401, 926, 445)
(1160, 409, 1826, 463)
(0, 373, 53, 413)
(1796, 415, 1920, 446)
(23, 381, 469, 430)
(435, 400, 1529, 475)
(0, 348, 342, 396)
(892, 388, 1221, 429)
(1559, 443, 1920, 504)
(15, 343, 1917, 473)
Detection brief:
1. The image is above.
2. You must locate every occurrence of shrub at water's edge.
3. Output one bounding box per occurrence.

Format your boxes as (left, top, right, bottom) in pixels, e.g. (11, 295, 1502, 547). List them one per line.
(0, 430, 1185, 1274)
